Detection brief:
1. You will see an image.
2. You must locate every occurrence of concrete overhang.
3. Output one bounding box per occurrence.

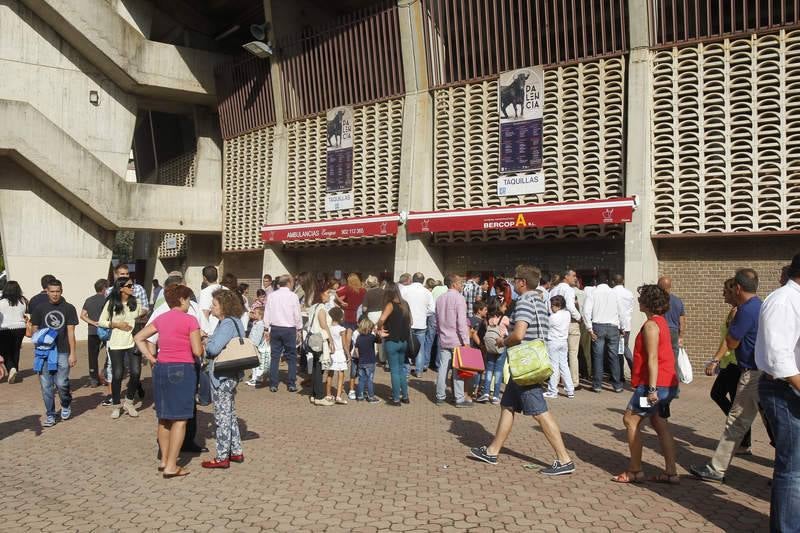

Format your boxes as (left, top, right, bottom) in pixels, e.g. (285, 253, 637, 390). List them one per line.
(21, 0, 228, 105)
(0, 99, 222, 233)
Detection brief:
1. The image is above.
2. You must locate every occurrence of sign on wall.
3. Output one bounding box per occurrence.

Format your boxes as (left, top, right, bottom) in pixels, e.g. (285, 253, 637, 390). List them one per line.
(497, 66, 545, 196)
(325, 191, 354, 211)
(326, 105, 354, 195)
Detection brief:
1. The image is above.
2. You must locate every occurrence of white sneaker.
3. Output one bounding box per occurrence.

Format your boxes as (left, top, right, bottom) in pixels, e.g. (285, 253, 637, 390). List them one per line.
(7, 368, 17, 383)
(122, 399, 139, 417)
(245, 379, 258, 387)
(348, 390, 356, 401)
(111, 406, 122, 419)
(543, 392, 558, 399)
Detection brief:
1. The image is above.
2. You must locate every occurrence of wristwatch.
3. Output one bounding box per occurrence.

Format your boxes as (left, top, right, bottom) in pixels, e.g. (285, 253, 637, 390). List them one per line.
(647, 386, 657, 394)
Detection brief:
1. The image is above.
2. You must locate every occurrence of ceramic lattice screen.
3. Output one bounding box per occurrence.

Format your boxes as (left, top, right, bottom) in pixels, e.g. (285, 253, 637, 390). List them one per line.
(652, 29, 800, 234)
(223, 127, 274, 251)
(156, 152, 196, 258)
(285, 98, 403, 228)
(431, 57, 625, 242)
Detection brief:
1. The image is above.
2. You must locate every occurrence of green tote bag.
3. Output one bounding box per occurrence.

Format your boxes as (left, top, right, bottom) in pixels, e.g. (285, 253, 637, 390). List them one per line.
(505, 295, 553, 386)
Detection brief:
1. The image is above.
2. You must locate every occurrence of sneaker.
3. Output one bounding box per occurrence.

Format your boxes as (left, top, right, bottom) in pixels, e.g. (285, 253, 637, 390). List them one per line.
(475, 393, 491, 403)
(111, 407, 122, 419)
(735, 447, 753, 456)
(245, 379, 258, 387)
(543, 392, 558, 399)
(470, 446, 498, 465)
(270, 387, 278, 393)
(42, 415, 56, 428)
(491, 396, 501, 405)
(367, 397, 381, 404)
(435, 398, 446, 405)
(313, 397, 335, 406)
(592, 387, 602, 393)
(123, 399, 139, 417)
(60, 406, 71, 420)
(455, 401, 473, 408)
(540, 460, 576, 476)
(689, 464, 725, 483)
(7, 367, 17, 383)
(101, 397, 113, 407)
(348, 390, 356, 400)
(567, 393, 575, 399)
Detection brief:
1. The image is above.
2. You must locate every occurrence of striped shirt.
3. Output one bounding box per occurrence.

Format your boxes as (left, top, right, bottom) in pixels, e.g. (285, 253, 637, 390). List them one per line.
(513, 290, 549, 341)
(462, 280, 481, 317)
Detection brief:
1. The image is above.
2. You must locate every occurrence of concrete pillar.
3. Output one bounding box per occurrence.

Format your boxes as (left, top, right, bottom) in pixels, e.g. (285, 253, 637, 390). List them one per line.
(624, 0, 658, 336)
(394, 0, 443, 280)
(193, 106, 222, 190)
(184, 234, 222, 294)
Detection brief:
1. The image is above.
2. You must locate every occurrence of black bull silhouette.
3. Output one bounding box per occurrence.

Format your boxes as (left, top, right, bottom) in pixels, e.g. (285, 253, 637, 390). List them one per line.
(499, 72, 530, 119)
(328, 110, 346, 147)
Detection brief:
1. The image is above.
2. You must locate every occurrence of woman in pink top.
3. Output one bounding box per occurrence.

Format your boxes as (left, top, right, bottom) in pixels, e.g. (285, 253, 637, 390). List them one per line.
(135, 285, 203, 479)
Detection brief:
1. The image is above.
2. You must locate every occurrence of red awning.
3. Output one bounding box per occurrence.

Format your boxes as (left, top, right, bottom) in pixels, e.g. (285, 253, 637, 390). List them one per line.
(261, 214, 399, 243)
(406, 197, 638, 234)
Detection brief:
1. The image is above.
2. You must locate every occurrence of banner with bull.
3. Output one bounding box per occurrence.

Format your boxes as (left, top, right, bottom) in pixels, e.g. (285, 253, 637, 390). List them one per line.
(497, 66, 545, 196)
(326, 105, 354, 195)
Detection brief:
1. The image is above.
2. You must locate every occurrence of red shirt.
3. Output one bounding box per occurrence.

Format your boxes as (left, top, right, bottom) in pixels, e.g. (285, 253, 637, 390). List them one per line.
(337, 286, 366, 324)
(153, 308, 200, 364)
(631, 315, 678, 387)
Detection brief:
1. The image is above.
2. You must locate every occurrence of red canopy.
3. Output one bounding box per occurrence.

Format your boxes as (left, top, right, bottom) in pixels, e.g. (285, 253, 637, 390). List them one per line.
(261, 214, 399, 243)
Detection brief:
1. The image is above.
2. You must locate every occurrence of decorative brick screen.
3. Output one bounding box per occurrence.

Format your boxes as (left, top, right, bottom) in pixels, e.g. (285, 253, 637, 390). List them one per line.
(156, 152, 196, 258)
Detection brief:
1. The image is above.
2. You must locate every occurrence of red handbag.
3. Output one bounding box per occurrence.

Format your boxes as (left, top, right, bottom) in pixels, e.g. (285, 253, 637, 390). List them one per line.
(453, 345, 485, 372)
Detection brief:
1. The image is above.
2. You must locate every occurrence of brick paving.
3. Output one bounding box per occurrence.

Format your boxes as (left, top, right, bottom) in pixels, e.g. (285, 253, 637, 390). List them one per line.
(0, 343, 771, 532)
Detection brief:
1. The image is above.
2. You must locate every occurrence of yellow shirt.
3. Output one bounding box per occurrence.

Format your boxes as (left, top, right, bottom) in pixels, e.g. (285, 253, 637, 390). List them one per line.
(719, 322, 737, 369)
(97, 300, 140, 350)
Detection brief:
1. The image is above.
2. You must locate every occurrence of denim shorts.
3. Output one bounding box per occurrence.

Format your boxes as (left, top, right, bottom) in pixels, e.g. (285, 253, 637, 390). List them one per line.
(153, 362, 197, 420)
(500, 380, 548, 416)
(627, 385, 678, 418)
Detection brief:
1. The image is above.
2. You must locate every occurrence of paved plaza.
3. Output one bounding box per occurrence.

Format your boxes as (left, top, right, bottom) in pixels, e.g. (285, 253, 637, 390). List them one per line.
(1, 343, 771, 532)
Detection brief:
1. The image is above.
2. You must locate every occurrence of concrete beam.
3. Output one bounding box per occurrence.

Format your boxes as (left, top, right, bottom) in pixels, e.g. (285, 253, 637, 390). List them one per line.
(0, 99, 222, 233)
(20, 0, 228, 105)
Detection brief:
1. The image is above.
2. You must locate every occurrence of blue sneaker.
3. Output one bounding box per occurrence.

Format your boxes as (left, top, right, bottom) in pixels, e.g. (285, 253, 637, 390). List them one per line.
(42, 416, 56, 428)
(60, 406, 71, 420)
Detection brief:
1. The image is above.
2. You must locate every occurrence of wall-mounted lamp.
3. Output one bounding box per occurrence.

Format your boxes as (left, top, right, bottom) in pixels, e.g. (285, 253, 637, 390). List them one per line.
(89, 90, 100, 106)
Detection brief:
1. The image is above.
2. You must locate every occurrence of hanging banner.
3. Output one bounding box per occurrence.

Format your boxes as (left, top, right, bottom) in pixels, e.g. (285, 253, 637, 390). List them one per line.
(498, 66, 545, 195)
(261, 214, 399, 243)
(326, 105, 354, 193)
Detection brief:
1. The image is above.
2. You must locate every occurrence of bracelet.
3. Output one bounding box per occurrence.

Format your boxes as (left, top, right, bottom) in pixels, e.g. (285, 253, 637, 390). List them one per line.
(708, 360, 719, 365)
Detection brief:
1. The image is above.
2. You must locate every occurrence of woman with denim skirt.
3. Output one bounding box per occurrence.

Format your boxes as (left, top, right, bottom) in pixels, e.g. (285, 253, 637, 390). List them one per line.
(201, 289, 247, 469)
(376, 282, 411, 406)
(612, 284, 680, 484)
(135, 284, 203, 478)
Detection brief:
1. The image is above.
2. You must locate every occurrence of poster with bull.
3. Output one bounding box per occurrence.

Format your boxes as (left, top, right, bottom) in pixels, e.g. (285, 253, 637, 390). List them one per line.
(497, 66, 545, 196)
(325, 105, 354, 196)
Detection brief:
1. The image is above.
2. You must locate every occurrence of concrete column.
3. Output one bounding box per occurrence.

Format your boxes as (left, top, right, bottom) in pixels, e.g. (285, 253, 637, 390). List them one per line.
(184, 234, 221, 294)
(624, 0, 658, 336)
(193, 106, 222, 190)
(394, 0, 443, 280)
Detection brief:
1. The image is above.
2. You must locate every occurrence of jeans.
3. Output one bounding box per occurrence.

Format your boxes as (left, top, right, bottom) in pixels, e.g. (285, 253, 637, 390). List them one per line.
(759, 377, 800, 533)
(547, 340, 575, 395)
(39, 352, 71, 417)
(412, 328, 427, 376)
(385, 340, 408, 401)
(424, 314, 437, 370)
(269, 325, 298, 388)
(481, 350, 506, 398)
(86, 334, 101, 381)
(109, 348, 141, 404)
(356, 364, 376, 399)
(709, 369, 762, 475)
(710, 364, 751, 449)
(436, 348, 465, 403)
(591, 323, 622, 390)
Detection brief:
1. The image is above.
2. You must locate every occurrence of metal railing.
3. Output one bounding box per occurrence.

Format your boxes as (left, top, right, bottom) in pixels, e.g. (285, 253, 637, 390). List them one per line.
(650, 0, 800, 47)
(215, 56, 276, 140)
(421, 0, 628, 89)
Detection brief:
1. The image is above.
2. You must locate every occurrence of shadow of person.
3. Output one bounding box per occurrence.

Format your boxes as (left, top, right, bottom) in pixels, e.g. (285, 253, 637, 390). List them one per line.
(0, 414, 43, 440)
(67, 391, 107, 417)
(442, 413, 545, 466)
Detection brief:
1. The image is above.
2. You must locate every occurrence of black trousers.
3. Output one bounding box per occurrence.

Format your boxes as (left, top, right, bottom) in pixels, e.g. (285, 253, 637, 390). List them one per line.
(312, 352, 325, 400)
(0, 328, 25, 371)
(710, 364, 751, 449)
(109, 349, 141, 404)
(87, 334, 101, 380)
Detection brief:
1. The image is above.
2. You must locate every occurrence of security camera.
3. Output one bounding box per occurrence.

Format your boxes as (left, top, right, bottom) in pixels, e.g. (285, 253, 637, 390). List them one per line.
(242, 40, 273, 58)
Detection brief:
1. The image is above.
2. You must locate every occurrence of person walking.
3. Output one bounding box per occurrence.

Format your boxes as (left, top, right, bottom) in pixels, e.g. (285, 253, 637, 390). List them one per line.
(755, 253, 800, 532)
(0, 280, 28, 384)
(611, 284, 679, 484)
(28, 274, 56, 317)
(691, 269, 762, 483)
(403, 273, 434, 378)
(30, 278, 78, 427)
(470, 265, 575, 476)
(435, 274, 471, 407)
(550, 269, 583, 389)
(80, 279, 109, 387)
(97, 277, 141, 419)
(658, 276, 686, 362)
(134, 284, 203, 478)
(583, 273, 625, 393)
(266, 275, 303, 392)
(202, 289, 247, 469)
(376, 282, 411, 406)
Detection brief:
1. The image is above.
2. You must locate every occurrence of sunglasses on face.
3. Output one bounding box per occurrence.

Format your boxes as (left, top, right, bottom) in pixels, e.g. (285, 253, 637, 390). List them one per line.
(123, 284, 133, 288)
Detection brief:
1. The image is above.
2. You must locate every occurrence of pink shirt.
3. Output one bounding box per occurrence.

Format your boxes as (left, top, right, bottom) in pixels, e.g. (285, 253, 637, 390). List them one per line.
(153, 308, 200, 364)
(435, 289, 470, 349)
(266, 287, 302, 329)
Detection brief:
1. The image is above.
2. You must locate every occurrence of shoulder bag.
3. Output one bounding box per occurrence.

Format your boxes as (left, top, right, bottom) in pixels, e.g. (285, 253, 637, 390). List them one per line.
(212, 318, 260, 372)
(505, 294, 553, 386)
(302, 304, 325, 354)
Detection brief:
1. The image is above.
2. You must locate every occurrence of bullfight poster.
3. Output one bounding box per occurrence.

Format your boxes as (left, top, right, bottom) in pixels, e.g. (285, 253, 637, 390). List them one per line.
(325, 106, 354, 204)
(497, 66, 545, 196)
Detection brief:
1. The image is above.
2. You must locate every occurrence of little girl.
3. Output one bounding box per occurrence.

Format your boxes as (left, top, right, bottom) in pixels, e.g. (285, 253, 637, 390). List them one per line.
(545, 294, 574, 399)
(352, 317, 381, 403)
(325, 306, 349, 404)
(245, 307, 270, 387)
(478, 299, 510, 404)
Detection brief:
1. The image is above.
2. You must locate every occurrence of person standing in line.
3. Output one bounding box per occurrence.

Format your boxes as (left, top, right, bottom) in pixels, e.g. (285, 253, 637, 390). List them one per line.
(536, 272, 552, 308)
(97, 277, 140, 419)
(470, 265, 575, 476)
(584, 273, 625, 393)
(462, 272, 482, 318)
(423, 278, 442, 373)
(28, 274, 56, 317)
(307, 287, 335, 407)
(150, 279, 162, 308)
(611, 284, 679, 484)
(468, 301, 489, 399)
(376, 282, 411, 406)
(545, 295, 575, 399)
(658, 276, 686, 362)
(353, 317, 381, 403)
(324, 306, 349, 404)
(80, 279, 109, 387)
(0, 280, 28, 384)
(612, 274, 635, 379)
(550, 269, 583, 390)
(435, 274, 471, 407)
(705, 278, 751, 455)
(336, 273, 366, 399)
(755, 254, 800, 532)
(109, 263, 149, 400)
(262, 274, 274, 299)
(404, 273, 435, 379)
(30, 278, 78, 427)
(691, 268, 762, 483)
(363, 275, 386, 368)
(476, 299, 509, 404)
(575, 281, 592, 381)
(266, 275, 302, 393)
(198, 266, 224, 335)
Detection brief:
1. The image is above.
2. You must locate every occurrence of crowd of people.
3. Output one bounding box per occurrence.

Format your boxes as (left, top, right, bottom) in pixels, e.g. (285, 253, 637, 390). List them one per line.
(0, 255, 798, 530)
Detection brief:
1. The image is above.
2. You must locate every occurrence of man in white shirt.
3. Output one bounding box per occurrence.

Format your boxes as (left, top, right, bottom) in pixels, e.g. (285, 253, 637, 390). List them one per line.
(197, 266, 223, 335)
(549, 269, 582, 389)
(536, 271, 553, 308)
(583, 273, 625, 393)
(404, 273, 435, 377)
(755, 255, 800, 531)
(612, 274, 635, 379)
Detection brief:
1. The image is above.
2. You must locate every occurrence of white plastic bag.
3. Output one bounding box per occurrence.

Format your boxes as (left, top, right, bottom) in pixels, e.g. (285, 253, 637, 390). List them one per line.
(677, 347, 693, 384)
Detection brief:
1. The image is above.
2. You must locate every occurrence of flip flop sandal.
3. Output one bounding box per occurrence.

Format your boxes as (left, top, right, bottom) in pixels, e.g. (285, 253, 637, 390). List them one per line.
(158, 465, 166, 472)
(162, 467, 190, 479)
(611, 471, 645, 483)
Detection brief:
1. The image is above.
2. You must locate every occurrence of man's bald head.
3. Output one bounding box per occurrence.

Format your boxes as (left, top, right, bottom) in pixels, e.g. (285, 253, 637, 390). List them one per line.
(657, 276, 672, 293)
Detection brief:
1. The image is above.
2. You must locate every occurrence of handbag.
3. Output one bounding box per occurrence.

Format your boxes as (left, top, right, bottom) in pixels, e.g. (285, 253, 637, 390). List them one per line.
(505, 294, 553, 386)
(212, 318, 260, 372)
(405, 329, 420, 362)
(302, 304, 325, 354)
(96, 327, 112, 342)
(453, 345, 485, 372)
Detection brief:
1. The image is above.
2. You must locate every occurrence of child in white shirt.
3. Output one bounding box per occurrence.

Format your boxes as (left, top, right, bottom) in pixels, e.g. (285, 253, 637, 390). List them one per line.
(326, 307, 349, 404)
(545, 295, 575, 399)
